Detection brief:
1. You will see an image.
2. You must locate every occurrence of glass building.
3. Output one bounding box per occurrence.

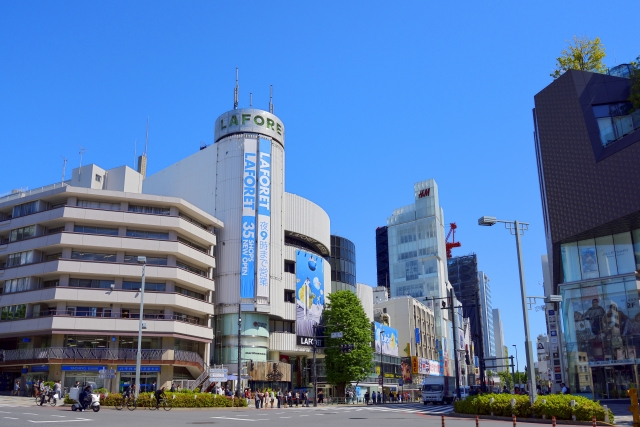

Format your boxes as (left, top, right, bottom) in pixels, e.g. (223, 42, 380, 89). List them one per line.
(329, 235, 356, 293)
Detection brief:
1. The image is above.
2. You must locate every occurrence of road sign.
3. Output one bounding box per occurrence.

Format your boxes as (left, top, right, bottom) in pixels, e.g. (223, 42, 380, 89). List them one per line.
(378, 378, 383, 386)
(330, 332, 343, 338)
(398, 379, 403, 387)
(209, 368, 228, 381)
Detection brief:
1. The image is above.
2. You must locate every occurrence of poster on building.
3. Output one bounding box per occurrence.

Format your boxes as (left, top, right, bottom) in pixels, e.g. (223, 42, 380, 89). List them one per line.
(429, 360, 441, 376)
(411, 357, 428, 375)
(374, 322, 399, 357)
(401, 357, 413, 383)
(295, 249, 324, 340)
(240, 139, 257, 299)
(256, 138, 271, 298)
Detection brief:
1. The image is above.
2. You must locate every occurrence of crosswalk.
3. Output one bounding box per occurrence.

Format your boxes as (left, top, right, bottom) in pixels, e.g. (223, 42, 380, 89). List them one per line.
(357, 403, 453, 415)
(0, 396, 32, 408)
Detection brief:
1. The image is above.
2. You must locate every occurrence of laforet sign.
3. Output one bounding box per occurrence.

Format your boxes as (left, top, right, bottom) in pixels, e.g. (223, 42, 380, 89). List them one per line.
(214, 108, 285, 146)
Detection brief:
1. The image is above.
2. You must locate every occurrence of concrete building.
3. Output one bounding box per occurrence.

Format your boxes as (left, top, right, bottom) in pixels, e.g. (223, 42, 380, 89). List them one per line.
(373, 286, 388, 304)
(533, 64, 640, 398)
(356, 283, 374, 322)
(0, 165, 221, 392)
(493, 309, 506, 372)
(329, 235, 356, 293)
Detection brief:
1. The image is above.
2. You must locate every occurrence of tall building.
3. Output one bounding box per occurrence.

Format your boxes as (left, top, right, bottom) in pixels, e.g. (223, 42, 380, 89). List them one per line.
(533, 64, 640, 397)
(380, 179, 458, 379)
(493, 309, 506, 372)
(0, 103, 334, 394)
(478, 272, 495, 361)
(329, 235, 356, 293)
(375, 226, 390, 291)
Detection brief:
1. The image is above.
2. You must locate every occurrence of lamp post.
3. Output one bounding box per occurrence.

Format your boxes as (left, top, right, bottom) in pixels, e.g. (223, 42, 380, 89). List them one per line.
(134, 256, 147, 400)
(379, 330, 384, 396)
(479, 216, 536, 404)
(512, 344, 519, 391)
(237, 304, 242, 398)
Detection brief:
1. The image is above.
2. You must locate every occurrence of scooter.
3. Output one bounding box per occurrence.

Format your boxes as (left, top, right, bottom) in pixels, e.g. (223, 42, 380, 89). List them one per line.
(71, 392, 100, 412)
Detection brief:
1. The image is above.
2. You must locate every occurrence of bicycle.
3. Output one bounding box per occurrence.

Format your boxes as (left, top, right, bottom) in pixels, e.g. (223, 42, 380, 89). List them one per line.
(115, 393, 135, 410)
(149, 397, 172, 411)
(126, 396, 137, 411)
(35, 391, 57, 407)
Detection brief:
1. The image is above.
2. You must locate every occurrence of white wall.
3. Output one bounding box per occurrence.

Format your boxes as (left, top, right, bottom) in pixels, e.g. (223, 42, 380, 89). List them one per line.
(357, 283, 374, 322)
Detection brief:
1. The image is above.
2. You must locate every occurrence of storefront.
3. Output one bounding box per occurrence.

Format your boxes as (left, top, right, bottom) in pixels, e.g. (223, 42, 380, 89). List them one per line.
(61, 365, 106, 389)
(117, 366, 160, 392)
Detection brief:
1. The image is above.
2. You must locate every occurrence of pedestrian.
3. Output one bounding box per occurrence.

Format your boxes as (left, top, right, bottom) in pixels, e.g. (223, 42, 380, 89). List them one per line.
(53, 380, 61, 401)
(39, 381, 49, 406)
(170, 382, 176, 392)
(371, 390, 376, 404)
(270, 389, 275, 408)
(317, 389, 323, 405)
(254, 390, 260, 409)
(13, 380, 20, 396)
(150, 381, 157, 392)
(377, 391, 382, 404)
(277, 388, 282, 408)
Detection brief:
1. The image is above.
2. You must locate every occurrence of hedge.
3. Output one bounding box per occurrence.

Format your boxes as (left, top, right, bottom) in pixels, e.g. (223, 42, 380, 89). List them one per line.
(453, 394, 614, 423)
(101, 392, 247, 408)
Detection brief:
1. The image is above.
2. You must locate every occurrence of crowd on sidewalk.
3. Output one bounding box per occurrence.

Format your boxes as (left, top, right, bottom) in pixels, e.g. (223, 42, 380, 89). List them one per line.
(244, 388, 312, 408)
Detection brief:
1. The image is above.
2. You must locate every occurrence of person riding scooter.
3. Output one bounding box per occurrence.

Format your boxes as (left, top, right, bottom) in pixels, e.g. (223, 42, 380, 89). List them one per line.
(79, 386, 92, 411)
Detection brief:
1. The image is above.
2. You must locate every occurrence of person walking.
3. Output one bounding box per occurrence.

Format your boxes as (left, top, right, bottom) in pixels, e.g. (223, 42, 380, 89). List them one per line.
(53, 380, 61, 401)
(13, 380, 20, 396)
(270, 389, 275, 408)
(277, 389, 282, 408)
(317, 389, 323, 405)
(364, 391, 370, 405)
(170, 382, 176, 392)
(150, 381, 157, 392)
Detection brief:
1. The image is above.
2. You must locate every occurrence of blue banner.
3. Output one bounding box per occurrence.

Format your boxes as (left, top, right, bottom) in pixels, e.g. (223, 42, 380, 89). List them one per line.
(61, 365, 105, 371)
(117, 366, 161, 372)
(31, 365, 49, 372)
(240, 138, 257, 299)
(296, 249, 324, 340)
(256, 138, 271, 299)
(415, 327, 421, 344)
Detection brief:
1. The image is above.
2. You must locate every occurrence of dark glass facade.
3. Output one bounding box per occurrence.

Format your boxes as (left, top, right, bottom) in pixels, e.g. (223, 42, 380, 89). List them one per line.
(329, 235, 356, 293)
(375, 226, 389, 292)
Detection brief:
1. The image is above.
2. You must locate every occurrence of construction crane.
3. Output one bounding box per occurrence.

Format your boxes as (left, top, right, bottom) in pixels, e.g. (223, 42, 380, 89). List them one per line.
(446, 222, 461, 258)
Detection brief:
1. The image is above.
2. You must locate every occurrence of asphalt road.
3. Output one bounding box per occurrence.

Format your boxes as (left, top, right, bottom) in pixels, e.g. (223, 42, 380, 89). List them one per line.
(0, 395, 630, 427)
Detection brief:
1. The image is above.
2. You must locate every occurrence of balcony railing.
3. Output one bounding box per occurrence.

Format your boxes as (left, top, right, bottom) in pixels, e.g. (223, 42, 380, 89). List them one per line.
(28, 310, 206, 326)
(0, 347, 204, 369)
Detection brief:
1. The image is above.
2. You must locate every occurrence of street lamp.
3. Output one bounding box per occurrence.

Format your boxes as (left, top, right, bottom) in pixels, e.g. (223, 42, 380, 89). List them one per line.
(134, 255, 147, 400)
(479, 216, 536, 404)
(379, 330, 384, 395)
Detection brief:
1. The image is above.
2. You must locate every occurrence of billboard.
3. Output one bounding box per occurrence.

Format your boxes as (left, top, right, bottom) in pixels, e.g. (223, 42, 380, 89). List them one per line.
(374, 322, 399, 357)
(412, 356, 429, 375)
(401, 357, 413, 383)
(296, 249, 325, 341)
(256, 138, 271, 298)
(240, 139, 257, 299)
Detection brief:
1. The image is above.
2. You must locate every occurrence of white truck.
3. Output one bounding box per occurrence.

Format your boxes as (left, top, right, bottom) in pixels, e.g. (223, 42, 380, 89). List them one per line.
(421, 376, 456, 405)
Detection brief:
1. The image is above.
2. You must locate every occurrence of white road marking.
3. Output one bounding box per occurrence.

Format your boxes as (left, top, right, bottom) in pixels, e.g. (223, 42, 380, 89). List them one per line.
(27, 418, 93, 424)
(4, 417, 19, 420)
(300, 414, 309, 417)
(0, 411, 13, 413)
(50, 415, 66, 418)
(23, 413, 39, 415)
(211, 417, 268, 421)
(280, 416, 291, 418)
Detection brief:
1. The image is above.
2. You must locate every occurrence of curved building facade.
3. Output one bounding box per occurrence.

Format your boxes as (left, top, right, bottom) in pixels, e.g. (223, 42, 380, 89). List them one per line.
(329, 235, 356, 293)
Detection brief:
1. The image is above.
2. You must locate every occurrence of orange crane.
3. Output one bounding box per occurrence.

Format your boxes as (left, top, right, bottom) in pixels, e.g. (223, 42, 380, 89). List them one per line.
(446, 222, 461, 258)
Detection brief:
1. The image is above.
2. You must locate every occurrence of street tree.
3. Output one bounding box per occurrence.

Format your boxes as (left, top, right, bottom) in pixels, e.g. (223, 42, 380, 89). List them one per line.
(630, 55, 640, 111)
(323, 290, 374, 396)
(551, 36, 606, 79)
(498, 371, 513, 391)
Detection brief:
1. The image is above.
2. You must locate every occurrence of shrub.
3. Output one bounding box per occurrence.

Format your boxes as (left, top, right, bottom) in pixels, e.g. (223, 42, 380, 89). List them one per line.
(455, 393, 613, 423)
(101, 392, 247, 408)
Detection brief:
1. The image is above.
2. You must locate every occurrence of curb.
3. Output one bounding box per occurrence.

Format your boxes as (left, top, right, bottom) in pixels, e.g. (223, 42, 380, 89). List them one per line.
(451, 413, 615, 426)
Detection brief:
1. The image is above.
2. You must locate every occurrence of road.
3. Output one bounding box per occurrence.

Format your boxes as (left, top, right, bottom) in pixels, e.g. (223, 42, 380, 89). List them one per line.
(0, 395, 630, 427)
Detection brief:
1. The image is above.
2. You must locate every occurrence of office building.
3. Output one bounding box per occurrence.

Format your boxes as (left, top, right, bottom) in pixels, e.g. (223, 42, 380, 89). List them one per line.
(478, 272, 495, 362)
(493, 309, 506, 372)
(329, 235, 356, 293)
(375, 226, 390, 291)
(534, 64, 640, 398)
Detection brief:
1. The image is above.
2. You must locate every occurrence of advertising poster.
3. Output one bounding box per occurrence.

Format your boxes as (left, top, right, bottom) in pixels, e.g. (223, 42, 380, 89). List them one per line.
(579, 245, 599, 279)
(401, 357, 413, 383)
(295, 249, 324, 339)
(256, 138, 271, 298)
(240, 139, 257, 299)
(429, 360, 441, 376)
(374, 322, 399, 357)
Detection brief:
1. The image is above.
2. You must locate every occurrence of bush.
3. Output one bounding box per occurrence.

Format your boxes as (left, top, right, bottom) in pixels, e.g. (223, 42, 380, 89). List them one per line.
(101, 392, 247, 408)
(454, 393, 613, 423)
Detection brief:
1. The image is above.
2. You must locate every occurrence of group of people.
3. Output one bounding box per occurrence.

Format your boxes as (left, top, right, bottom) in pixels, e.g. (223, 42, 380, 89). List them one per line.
(34, 380, 62, 405)
(363, 390, 405, 404)
(245, 388, 312, 408)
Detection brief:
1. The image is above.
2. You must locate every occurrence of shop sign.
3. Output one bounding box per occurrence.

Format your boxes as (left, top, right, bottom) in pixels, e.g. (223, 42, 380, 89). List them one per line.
(117, 366, 161, 372)
(548, 310, 555, 315)
(589, 359, 638, 367)
(555, 374, 562, 380)
(551, 337, 558, 343)
(61, 366, 106, 371)
(428, 360, 441, 376)
(554, 367, 561, 373)
(554, 359, 561, 366)
(297, 336, 323, 347)
(550, 331, 557, 336)
(31, 365, 49, 372)
(553, 352, 559, 358)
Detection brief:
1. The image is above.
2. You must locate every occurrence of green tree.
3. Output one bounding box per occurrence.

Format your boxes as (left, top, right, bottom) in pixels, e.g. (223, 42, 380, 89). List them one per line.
(551, 36, 606, 79)
(629, 55, 640, 111)
(323, 290, 374, 396)
(498, 371, 513, 391)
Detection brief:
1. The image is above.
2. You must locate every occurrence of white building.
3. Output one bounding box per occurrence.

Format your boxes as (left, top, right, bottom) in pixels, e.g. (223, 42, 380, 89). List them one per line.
(356, 283, 374, 322)
(492, 308, 506, 372)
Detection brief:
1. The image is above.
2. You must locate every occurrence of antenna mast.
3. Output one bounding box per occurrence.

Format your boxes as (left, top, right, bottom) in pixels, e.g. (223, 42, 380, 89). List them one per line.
(233, 67, 239, 109)
(61, 156, 67, 183)
(250, 92, 252, 108)
(78, 147, 86, 179)
(269, 85, 273, 113)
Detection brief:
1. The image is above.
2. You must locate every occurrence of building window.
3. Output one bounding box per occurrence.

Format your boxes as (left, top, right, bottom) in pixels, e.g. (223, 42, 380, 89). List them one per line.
(95, 174, 102, 182)
(284, 290, 295, 303)
(6, 250, 35, 267)
(177, 261, 207, 277)
(128, 205, 170, 216)
(9, 225, 36, 242)
(123, 281, 166, 292)
(124, 255, 167, 265)
(12, 201, 39, 218)
(177, 237, 208, 253)
(74, 225, 118, 236)
(3, 277, 32, 293)
(269, 319, 295, 333)
(126, 229, 169, 240)
(71, 251, 117, 263)
(0, 304, 27, 321)
(47, 226, 65, 235)
(284, 260, 295, 273)
(593, 102, 640, 146)
(175, 285, 205, 301)
(69, 278, 114, 289)
(77, 200, 121, 211)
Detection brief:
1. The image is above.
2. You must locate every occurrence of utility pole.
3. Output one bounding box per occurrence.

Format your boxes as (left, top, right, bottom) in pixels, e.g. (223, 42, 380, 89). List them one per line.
(312, 327, 318, 407)
(237, 303, 242, 398)
(476, 290, 486, 391)
(449, 288, 461, 399)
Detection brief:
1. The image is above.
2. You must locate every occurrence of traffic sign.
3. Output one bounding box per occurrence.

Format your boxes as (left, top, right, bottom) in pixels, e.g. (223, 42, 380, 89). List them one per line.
(330, 332, 343, 338)
(378, 378, 383, 386)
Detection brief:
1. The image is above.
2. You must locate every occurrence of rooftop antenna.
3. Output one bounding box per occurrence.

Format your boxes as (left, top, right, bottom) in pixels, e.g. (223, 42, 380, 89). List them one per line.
(61, 156, 67, 182)
(233, 67, 239, 110)
(78, 146, 86, 180)
(269, 85, 274, 113)
(250, 92, 252, 108)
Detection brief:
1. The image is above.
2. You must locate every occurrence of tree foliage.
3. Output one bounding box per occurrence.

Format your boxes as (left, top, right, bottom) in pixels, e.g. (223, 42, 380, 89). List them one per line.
(551, 36, 606, 79)
(498, 371, 513, 391)
(630, 55, 640, 111)
(323, 290, 374, 395)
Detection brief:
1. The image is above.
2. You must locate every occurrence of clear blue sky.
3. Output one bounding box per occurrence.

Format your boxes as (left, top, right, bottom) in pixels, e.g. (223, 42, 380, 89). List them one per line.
(1, 1, 638, 370)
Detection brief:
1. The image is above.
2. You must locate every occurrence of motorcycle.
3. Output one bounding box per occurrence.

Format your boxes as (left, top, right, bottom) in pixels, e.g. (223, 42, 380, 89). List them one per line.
(71, 392, 100, 412)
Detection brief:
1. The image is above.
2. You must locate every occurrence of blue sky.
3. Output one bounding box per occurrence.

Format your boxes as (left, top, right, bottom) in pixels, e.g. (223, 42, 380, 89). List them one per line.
(1, 1, 638, 370)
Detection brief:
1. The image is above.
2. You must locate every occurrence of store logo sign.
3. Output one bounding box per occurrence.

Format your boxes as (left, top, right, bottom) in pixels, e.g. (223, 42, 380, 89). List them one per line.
(418, 188, 431, 198)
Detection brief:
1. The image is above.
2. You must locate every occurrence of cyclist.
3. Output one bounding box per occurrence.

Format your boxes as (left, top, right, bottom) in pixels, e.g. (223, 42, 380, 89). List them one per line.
(154, 386, 167, 409)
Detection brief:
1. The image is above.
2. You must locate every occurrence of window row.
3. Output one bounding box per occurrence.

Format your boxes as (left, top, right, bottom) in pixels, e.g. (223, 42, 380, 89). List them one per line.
(6, 250, 35, 267)
(593, 102, 640, 147)
(9, 225, 36, 242)
(175, 285, 205, 301)
(269, 319, 295, 333)
(0, 304, 27, 321)
(70, 251, 168, 265)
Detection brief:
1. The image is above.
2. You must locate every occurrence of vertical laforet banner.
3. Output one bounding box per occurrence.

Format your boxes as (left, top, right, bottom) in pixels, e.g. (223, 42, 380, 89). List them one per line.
(256, 138, 271, 298)
(296, 250, 324, 338)
(240, 139, 257, 299)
